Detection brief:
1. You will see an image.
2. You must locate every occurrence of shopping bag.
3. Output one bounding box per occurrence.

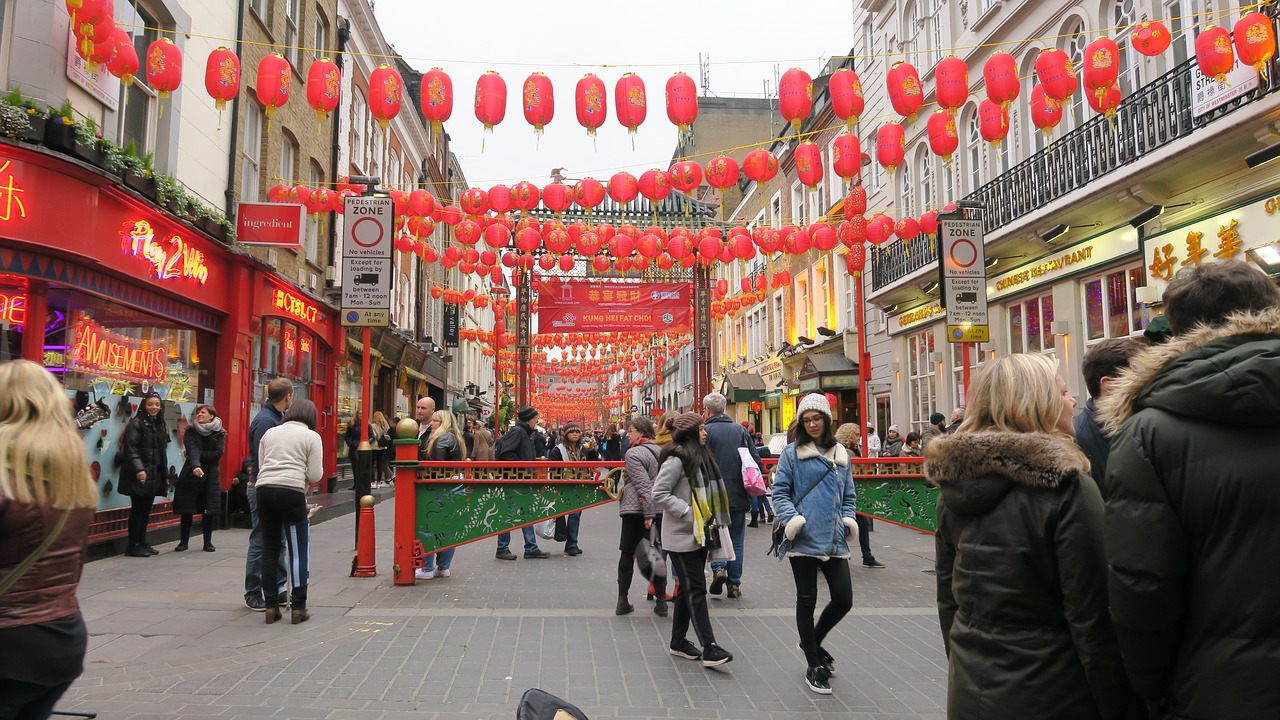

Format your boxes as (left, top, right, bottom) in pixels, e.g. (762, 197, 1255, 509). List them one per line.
(708, 524, 735, 562)
(739, 446, 766, 497)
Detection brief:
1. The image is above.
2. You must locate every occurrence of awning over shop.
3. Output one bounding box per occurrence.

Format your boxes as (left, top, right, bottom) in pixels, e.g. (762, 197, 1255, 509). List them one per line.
(797, 353, 859, 392)
(721, 372, 767, 404)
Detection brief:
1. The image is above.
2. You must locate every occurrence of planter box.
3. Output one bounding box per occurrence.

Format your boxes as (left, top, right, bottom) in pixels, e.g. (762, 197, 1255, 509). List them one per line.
(122, 172, 158, 200)
(200, 219, 229, 243)
(43, 120, 76, 154)
(19, 115, 46, 144)
(75, 142, 108, 170)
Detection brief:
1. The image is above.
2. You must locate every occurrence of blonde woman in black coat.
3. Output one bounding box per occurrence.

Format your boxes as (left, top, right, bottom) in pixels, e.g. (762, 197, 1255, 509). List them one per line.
(173, 405, 225, 552)
(119, 391, 170, 557)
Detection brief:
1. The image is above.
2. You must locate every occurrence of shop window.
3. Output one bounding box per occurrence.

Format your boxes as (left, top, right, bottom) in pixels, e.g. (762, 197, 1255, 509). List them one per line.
(241, 103, 264, 202)
(118, 4, 159, 155)
(0, 279, 24, 363)
(907, 329, 937, 433)
(1009, 292, 1055, 353)
(1083, 266, 1148, 343)
(263, 318, 282, 374)
(951, 342, 988, 408)
(281, 322, 299, 377)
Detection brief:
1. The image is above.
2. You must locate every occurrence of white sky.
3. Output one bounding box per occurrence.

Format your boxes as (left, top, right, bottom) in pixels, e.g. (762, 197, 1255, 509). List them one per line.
(373, 0, 859, 189)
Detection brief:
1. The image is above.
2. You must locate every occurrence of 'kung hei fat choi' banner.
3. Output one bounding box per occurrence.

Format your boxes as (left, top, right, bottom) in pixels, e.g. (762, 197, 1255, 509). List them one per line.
(537, 279, 693, 333)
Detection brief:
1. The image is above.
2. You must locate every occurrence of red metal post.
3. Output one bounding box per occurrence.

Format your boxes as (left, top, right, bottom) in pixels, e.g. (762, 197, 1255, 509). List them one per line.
(855, 271, 869, 454)
(360, 326, 372, 442)
(961, 342, 971, 405)
(352, 495, 377, 577)
(19, 280, 47, 363)
(392, 427, 418, 585)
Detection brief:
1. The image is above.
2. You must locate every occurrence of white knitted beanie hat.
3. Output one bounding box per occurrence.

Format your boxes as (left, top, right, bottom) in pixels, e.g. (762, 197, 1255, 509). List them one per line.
(796, 393, 832, 422)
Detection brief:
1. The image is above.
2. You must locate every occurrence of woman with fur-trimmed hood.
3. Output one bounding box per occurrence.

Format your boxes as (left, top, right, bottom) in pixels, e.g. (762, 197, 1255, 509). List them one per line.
(925, 353, 1135, 720)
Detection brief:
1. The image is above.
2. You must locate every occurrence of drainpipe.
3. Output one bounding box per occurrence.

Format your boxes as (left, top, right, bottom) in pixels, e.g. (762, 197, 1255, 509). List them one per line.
(222, 0, 247, 222)
(327, 17, 351, 283)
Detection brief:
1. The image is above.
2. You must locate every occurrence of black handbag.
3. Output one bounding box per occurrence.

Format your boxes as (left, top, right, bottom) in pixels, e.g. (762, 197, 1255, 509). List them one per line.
(767, 457, 834, 557)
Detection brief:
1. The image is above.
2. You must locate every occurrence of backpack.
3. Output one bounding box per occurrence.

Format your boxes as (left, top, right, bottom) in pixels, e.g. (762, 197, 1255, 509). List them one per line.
(493, 426, 526, 461)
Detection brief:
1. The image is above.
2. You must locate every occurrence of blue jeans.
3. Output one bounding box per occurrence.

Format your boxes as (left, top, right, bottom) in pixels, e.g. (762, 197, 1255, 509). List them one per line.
(710, 509, 747, 587)
(245, 483, 288, 599)
(565, 511, 581, 551)
(752, 494, 774, 517)
(497, 526, 540, 554)
(421, 547, 457, 571)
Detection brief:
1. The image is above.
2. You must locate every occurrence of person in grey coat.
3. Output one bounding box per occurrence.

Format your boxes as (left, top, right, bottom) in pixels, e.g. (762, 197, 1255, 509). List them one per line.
(616, 416, 665, 617)
(701, 392, 763, 599)
(651, 412, 734, 668)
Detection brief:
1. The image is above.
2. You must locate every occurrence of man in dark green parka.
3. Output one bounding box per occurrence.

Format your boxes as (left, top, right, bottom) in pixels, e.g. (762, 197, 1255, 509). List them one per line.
(1099, 261, 1280, 720)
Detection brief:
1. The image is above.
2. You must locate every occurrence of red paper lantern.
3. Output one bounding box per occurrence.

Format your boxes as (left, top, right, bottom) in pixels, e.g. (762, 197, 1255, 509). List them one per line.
(1036, 48, 1078, 101)
(573, 178, 605, 211)
(267, 184, 290, 203)
(369, 64, 403, 131)
(794, 141, 824, 189)
(979, 99, 1009, 146)
(920, 211, 939, 237)
(204, 47, 240, 112)
(933, 56, 970, 118)
(106, 28, 139, 87)
(828, 68, 864, 130)
(665, 72, 698, 133)
(1131, 21, 1172, 57)
(1196, 25, 1235, 83)
(542, 182, 573, 213)
(844, 186, 867, 218)
(705, 156, 740, 190)
(867, 215, 893, 246)
(876, 121, 905, 173)
(778, 67, 813, 134)
(1082, 38, 1120, 102)
(669, 160, 703, 193)
(574, 73, 608, 138)
(483, 223, 510, 250)
(886, 61, 924, 122)
(743, 149, 779, 184)
(1234, 12, 1276, 74)
(638, 169, 670, 202)
(1087, 83, 1121, 118)
(488, 184, 512, 214)
(927, 109, 959, 162)
(832, 132, 861, 182)
(1030, 84, 1063, 138)
(615, 73, 647, 135)
(420, 67, 453, 132)
(895, 217, 921, 241)
(608, 172, 639, 204)
(511, 181, 541, 213)
(460, 187, 489, 216)
(409, 189, 435, 217)
(845, 244, 866, 275)
(256, 53, 291, 120)
(522, 71, 554, 134)
(306, 57, 341, 121)
(811, 223, 837, 251)
(984, 51, 1020, 108)
(474, 70, 507, 131)
(440, 205, 463, 226)
(145, 38, 182, 100)
(455, 219, 481, 246)
(823, 393, 837, 409)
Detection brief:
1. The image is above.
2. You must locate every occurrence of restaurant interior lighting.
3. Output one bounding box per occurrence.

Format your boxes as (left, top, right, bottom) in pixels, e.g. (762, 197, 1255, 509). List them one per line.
(1040, 224, 1070, 243)
(1245, 142, 1280, 169)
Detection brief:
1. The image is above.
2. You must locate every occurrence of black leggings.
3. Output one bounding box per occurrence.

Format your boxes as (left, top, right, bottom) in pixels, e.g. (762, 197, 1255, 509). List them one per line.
(179, 514, 215, 545)
(668, 547, 716, 648)
(617, 515, 665, 598)
(127, 494, 155, 549)
(790, 556, 853, 668)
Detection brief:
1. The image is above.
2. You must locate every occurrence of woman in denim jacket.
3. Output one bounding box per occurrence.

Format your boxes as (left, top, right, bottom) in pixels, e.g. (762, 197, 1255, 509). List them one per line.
(771, 393, 858, 696)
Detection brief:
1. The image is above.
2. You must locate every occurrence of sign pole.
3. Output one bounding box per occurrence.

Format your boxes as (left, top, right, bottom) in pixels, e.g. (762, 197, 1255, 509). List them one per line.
(693, 264, 712, 413)
(855, 271, 869, 455)
(961, 342, 971, 403)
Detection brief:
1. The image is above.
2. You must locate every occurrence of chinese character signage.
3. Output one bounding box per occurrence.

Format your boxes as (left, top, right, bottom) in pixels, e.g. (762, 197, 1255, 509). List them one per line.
(1141, 192, 1278, 296)
(537, 278, 694, 334)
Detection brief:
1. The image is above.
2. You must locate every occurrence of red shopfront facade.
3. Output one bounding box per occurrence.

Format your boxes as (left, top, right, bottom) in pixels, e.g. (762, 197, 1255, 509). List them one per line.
(0, 141, 341, 542)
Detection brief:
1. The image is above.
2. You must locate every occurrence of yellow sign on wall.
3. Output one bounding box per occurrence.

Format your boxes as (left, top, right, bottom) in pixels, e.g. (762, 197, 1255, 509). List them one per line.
(946, 324, 990, 343)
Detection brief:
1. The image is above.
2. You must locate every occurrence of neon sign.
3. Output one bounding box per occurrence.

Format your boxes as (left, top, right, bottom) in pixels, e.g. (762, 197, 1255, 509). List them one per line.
(0, 160, 27, 222)
(0, 291, 25, 326)
(272, 288, 319, 324)
(70, 317, 167, 381)
(120, 220, 210, 285)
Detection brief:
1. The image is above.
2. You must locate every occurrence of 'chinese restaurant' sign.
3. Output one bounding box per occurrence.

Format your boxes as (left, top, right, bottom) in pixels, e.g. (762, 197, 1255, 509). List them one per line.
(537, 279, 694, 334)
(987, 225, 1138, 302)
(69, 317, 167, 381)
(1142, 192, 1278, 295)
(120, 220, 211, 285)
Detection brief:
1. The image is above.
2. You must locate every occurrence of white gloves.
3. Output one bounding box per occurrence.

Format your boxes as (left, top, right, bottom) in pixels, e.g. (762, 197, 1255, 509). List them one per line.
(784, 515, 806, 540)
(843, 517, 859, 542)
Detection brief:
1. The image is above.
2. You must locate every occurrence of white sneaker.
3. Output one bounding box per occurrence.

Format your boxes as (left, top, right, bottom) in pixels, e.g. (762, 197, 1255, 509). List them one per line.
(414, 568, 435, 580)
(434, 568, 450, 578)
(306, 503, 322, 520)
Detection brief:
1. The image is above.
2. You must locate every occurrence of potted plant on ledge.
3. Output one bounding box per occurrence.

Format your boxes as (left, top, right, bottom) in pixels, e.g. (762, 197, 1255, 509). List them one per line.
(1, 89, 45, 143)
(43, 100, 77, 155)
(116, 141, 157, 199)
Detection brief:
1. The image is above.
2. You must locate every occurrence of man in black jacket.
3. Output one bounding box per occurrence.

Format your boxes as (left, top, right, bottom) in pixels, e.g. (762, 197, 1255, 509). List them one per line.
(494, 406, 551, 560)
(702, 392, 764, 599)
(1072, 338, 1144, 499)
(1099, 262, 1280, 720)
(243, 378, 292, 611)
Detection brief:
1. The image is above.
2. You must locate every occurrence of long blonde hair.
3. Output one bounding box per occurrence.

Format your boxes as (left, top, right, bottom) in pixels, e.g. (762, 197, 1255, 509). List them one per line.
(0, 361, 97, 509)
(371, 411, 390, 434)
(958, 353, 1072, 438)
(427, 410, 465, 458)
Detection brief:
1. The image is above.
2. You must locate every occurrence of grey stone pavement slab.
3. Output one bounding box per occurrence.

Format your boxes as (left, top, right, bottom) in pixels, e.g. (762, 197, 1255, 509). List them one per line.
(58, 496, 948, 719)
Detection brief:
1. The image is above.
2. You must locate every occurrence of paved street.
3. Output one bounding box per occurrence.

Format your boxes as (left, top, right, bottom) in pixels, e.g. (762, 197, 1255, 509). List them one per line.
(59, 498, 948, 720)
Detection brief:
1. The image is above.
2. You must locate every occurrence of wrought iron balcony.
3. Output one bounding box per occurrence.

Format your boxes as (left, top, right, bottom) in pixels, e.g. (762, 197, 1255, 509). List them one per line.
(872, 49, 1280, 292)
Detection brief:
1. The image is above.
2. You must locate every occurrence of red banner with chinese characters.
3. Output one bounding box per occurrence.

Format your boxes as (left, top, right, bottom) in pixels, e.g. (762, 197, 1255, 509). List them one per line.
(537, 279, 693, 334)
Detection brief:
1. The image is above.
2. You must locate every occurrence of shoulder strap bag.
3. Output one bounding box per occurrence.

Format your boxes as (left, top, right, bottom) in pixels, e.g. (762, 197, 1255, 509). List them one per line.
(766, 449, 834, 557)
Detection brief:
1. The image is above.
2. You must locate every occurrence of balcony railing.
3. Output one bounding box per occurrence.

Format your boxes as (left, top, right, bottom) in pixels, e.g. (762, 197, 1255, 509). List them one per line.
(873, 46, 1280, 292)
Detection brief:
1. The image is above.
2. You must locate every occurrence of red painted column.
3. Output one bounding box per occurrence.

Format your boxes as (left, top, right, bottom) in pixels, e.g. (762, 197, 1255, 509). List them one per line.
(20, 280, 47, 363)
(217, 263, 254, 491)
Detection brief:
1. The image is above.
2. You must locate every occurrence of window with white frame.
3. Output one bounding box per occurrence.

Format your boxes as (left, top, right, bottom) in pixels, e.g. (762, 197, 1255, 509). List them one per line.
(815, 261, 829, 332)
(796, 276, 810, 339)
(964, 106, 982, 194)
(1168, 0, 1202, 66)
(950, 342, 988, 407)
(899, 161, 914, 220)
(842, 261, 856, 329)
(1009, 292, 1055, 354)
(1112, 0, 1140, 96)
(250, 0, 268, 20)
(280, 134, 297, 184)
(917, 148, 934, 211)
(306, 162, 323, 264)
(118, 3, 158, 154)
(903, 2, 920, 69)
(827, 137, 840, 201)
(981, 0, 999, 12)
(791, 182, 805, 226)
(284, 0, 301, 66)
(907, 329, 938, 433)
(865, 131, 882, 192)
(812, 183, 826, 222)
(1063, 20, 1088, 131)
(1083, 265, 1148, 343)
(352, 91, 367, 172)
(718, 330, 725, 365)
(774, 293, 785, 348)
(861, 21, 876, 75)
(1022, 53, 1046, 154)
(241, 103, 264, 202)
(927, 0, 944, 69)
(313, 9, 329, 59)
(938, 153, 955, 204)
(770, 193, 783, 229)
